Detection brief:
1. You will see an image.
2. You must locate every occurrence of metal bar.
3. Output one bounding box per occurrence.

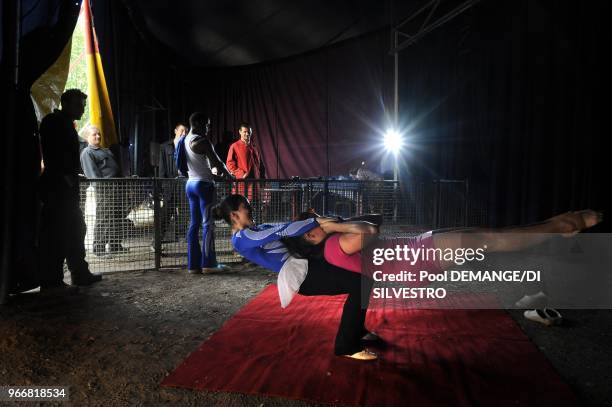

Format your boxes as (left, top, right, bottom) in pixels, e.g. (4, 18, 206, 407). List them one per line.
(153, 178, 161, 270)
(323, 179, 329, 215)
(393, 30, 399, 125)
(419, 0, 440, 32)
(390, 0, 479, 54)
(395, 0, 439, 30)
(433, 180, 440, 228)
(133, 114, 139, 175)
(464, 178, 470, 227)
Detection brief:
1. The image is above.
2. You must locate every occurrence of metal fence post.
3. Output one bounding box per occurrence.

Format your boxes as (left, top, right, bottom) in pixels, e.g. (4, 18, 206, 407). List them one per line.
(433, 180, 439, 229)
(393, 181, 398, 223)
(323, 179, 329, 215)
(153, 178, 161, 270)
(464, 178, 470, 227)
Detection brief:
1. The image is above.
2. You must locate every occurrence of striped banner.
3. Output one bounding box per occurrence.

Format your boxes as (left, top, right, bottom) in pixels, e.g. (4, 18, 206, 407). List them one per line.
(83, 0, 117, 147)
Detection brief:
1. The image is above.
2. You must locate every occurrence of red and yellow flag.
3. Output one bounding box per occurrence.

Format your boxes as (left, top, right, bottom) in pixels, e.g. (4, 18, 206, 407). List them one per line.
(83, 0, 117, 147)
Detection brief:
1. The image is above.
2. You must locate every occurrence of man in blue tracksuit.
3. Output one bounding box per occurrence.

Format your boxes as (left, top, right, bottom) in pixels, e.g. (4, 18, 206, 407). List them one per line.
(183, 112, 234, 273)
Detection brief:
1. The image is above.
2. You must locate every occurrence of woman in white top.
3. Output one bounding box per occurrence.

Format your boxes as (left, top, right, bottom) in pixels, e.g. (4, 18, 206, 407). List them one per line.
(183, 112, 234, 274)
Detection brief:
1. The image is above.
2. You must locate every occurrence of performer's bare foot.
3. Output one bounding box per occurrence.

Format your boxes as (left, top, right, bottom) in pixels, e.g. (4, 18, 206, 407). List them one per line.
(550, 210, 603, 235)
(575, 209, 604, 229)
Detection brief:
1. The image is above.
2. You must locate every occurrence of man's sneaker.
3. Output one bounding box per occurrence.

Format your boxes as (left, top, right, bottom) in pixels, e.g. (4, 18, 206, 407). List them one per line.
(202, 264, 232, 274)
(71, 272, 103, 286)
(40, 282, 79, 295)
(515, 291, 548, 309)
(524, 308, 562, 326)
(188, 268, 202, 274)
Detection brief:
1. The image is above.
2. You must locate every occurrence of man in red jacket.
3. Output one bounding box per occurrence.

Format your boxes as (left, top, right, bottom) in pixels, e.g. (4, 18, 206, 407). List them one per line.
(226, 122, 266, 200)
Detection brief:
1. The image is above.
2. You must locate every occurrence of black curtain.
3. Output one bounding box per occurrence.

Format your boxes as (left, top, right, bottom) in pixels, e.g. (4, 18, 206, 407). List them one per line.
(396, 0, 608, 226)
(1, 0, 82, 299)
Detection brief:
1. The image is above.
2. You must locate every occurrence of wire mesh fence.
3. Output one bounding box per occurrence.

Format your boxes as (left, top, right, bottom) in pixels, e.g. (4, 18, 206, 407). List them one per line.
(75, 178, 486, 273)
(79, 178, 156, 273)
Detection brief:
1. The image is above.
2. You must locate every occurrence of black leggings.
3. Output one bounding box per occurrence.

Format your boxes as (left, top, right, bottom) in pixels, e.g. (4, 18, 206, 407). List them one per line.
(298, 257, 373, 355)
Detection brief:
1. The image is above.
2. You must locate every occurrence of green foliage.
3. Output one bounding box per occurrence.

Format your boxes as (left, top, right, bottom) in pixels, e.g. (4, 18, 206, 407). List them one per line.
(65, 13, 90, 133)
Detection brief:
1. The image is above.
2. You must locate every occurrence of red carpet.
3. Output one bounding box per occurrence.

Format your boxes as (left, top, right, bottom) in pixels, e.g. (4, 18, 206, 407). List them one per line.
(162, 285, 580, 406)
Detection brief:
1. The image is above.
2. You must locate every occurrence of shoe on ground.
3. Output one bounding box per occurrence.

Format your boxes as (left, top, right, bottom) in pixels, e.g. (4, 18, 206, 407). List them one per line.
(40, 282, 79, 295)
(515, 291, 548, 309)
(362, 331, 383, 342)
(361, 332, 387, 348)
(149, 244, 163, 253)
(71, 272, 102, 286)
(202, 264, 232, 274)
(188, 268, 202, 274)
(95, 252, 115, 259)
(343, 349, 377, 361)
(150, 241, 167, 253)
(524, 308, 562, 326)
(107, 244, 129, 254)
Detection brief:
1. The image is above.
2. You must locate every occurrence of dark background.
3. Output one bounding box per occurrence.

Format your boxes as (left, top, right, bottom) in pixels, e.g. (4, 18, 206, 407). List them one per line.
(91, 0, 608, 227)
(1, 0, 608, 296)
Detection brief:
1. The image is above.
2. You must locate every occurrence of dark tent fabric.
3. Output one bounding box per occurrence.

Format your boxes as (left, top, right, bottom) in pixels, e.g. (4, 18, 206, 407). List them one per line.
(394, 0, 609, 226)
(114, 0, 398, 67)
(90, 0, 607, 225)
(1, 0, 82, 301)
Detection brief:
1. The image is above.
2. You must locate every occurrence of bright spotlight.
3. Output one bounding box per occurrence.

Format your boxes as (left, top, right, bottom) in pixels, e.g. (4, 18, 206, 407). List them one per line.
(383, 129, 403, 154)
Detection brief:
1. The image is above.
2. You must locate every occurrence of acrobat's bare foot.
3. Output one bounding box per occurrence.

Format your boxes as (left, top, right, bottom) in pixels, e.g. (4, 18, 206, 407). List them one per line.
(552, 210, 603, 235)
(575, 209, 603, 229)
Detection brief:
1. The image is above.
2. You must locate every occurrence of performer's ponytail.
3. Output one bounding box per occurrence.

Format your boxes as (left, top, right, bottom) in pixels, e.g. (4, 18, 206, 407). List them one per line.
(214, 194, 251, 225)
(212, 205, 225, 222)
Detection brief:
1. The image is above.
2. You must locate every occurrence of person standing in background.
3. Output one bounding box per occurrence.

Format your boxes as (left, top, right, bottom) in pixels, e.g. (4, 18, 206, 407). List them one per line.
(159, 122, 187, 178)
(226, 122, 266, 201)
(38, 89, 102, 291)
(183, 112, 234, 274)
(152, 122, 188, 251)
(80, 125, 127, 256)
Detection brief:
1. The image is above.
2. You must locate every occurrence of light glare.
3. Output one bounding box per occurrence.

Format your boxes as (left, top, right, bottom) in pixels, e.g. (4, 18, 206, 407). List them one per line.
(383, 129, 403, 153)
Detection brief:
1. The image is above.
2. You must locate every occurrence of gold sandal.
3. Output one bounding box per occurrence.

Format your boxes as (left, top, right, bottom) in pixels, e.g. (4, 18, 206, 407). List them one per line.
(343, 350, 377, 361)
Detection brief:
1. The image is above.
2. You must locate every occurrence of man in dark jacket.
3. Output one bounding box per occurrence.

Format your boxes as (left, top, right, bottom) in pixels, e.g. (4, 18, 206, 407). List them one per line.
(38, 89, 102, 291)
(159, 122, 187, 178)
(154, 122, 187, 249)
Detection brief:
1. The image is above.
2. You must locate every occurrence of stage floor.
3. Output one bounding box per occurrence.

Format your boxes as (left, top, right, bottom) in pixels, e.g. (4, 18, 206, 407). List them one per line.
(1, 263, 610, 406)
